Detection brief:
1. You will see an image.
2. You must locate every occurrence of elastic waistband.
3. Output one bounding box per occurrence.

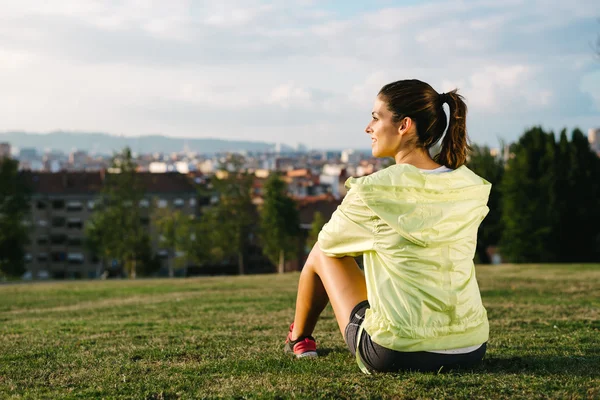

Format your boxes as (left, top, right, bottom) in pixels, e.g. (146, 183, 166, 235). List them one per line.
(349, 300, 370, 322)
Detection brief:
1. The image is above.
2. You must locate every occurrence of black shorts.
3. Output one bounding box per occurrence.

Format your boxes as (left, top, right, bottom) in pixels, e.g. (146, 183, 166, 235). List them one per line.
(344, 300, 487, 373)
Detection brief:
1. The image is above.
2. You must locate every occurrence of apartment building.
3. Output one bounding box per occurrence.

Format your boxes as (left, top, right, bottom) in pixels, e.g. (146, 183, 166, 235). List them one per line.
(284, 169, 331, 198)
(22, 171, 197, 279)
(0, 142, 10, 159)
(589, 128, 600, 155)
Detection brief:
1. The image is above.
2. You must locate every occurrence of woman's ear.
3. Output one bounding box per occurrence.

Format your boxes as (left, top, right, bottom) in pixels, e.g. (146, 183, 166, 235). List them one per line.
(398, 117, 413, 136)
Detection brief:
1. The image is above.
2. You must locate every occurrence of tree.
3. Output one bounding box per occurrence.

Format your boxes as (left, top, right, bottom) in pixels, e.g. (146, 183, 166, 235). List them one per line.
(551, 129, 572, 261)
(500, 127, 600, 263)
(85, 209, 115, 277)
(152, 207, 192, 277)
(135, 232, 162, 277)
(185, 208, 224, 265)
(306, 211, 326, 250)
(558, 129, 600, 261)
(0, 158, 31, 278)
(500, 127, 558, 263)
(200, 158, 258, 275)
(85, 148, 147, 278)
(214, 172, 256, 274)
(467, 144, 504, 263)
(260, 173, 300, 273)
(176, 170, 258, 273)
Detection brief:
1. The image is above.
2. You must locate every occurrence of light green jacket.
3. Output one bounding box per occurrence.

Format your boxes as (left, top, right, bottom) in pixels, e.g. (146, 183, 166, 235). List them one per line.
(318, 164, 491, 352)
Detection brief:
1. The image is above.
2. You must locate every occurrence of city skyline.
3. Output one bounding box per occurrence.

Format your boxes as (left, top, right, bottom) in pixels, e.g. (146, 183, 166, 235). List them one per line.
(1, 0, 599, 149)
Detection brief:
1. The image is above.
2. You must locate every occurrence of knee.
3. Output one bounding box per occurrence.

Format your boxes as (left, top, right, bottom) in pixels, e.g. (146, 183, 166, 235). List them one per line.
(304, 244, 325, 271)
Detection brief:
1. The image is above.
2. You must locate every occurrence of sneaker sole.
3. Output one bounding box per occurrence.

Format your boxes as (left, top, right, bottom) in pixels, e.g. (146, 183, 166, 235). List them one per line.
(296, 351, 318, 358)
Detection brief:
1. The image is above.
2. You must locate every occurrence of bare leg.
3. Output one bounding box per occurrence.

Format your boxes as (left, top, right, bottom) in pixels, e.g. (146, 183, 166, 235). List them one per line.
(291, 244, 367, 341)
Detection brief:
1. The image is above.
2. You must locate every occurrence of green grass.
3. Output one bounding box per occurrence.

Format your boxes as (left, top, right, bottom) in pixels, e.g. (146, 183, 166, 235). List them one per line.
(0, 264, 598, 399)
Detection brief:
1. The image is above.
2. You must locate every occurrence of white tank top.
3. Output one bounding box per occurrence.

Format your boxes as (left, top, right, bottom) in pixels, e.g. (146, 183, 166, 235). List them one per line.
(419, 165, 453, 174)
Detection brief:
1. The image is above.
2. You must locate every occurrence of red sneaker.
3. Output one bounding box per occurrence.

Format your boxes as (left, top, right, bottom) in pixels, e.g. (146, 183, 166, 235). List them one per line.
(284, 323, 318, 358)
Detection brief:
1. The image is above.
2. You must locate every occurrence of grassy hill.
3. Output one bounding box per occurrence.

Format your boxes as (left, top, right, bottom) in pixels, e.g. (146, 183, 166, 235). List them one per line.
(0, 264, 598, 399)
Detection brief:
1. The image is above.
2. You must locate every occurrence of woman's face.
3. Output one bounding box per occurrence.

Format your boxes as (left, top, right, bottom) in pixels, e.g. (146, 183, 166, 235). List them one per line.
(365, 96, 403, 158)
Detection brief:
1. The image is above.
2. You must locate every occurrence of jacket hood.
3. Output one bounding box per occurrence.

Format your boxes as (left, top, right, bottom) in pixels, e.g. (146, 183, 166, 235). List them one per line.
(345, 164, 491, 247)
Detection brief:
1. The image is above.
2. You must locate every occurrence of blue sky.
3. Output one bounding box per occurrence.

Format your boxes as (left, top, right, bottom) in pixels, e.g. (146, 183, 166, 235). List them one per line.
(0, 0, 598, 150)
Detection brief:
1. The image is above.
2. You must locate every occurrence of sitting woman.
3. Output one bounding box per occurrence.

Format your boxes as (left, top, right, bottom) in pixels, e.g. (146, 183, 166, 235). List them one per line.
(284, 79, 491, 373)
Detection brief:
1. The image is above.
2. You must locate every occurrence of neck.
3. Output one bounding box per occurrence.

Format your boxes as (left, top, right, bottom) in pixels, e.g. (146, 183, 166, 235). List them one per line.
(393, 147, 440, 169)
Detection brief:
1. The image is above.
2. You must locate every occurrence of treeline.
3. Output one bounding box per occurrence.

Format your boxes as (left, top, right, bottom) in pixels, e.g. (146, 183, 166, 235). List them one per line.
(1, 126, 599, 278)
(468, 126, 600, 263)
(81, 150, 308, 278)
(0, 149, 316, 279)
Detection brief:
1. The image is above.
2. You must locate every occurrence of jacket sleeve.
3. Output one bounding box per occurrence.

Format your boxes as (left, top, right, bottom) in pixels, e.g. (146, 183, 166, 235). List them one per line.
(317, 188, 375, 257)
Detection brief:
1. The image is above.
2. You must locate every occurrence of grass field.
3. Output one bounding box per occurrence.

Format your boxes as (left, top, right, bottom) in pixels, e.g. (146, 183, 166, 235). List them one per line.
(0, 264, 598, 399)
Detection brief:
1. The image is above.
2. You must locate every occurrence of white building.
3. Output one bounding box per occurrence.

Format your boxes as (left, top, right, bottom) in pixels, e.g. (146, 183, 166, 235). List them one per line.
(69, 150, 88, 167)
(319, 175, 340, 198)
(199, 159, 214, 174)
(322, 164, 344, 176)
(588, 128, 600, 153)
(356, 164, 375, 176)
(29, 160, 44, 171)
(49, 160, 61, 173)
(149, 162, 168, 173)
(320, 164, 346, 199)
(175, 161, 195, 174)
(341, 149, 361, 165)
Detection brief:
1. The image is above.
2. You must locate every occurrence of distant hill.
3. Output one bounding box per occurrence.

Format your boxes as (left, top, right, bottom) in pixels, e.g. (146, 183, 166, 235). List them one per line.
(0, 131, 295, 155)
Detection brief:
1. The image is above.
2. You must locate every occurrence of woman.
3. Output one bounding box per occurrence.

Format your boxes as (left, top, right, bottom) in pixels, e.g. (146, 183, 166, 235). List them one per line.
(284, 79, 491, 374)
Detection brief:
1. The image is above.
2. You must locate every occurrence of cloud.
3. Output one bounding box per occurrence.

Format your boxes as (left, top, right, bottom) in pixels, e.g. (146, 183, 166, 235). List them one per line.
(0, 0, 598, 149)
(464, 65, 531, 110)
(267, 83, 312, 107)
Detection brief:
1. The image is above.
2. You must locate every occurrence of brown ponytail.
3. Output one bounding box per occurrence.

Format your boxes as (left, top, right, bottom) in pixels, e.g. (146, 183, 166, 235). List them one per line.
(378, 80, 471, 170)
(434, 90, 470, 169)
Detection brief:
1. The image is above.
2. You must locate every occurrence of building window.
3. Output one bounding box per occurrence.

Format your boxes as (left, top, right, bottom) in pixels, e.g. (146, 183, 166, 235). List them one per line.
(38, 219, 48, 227)
(67, 253, 84, 264)
(24, 254, 32, 263)
(52, 199, 65, 209)
(36, 201, 47, 210)
(87, 200, 96, 210)
(157, 249, 169, 259)
(37, 253, 48, 262)
(66, 218, 83, 229)
(51, 217, 66, 228)
(140, 217, 150, 226)
(50, 234, 68, 245)
(67, 237, 83, 246)
(157, 199, 168, 208)
(37, 236, 49, 245)
(50, 252, 66, 263)
(189, 198, 197, 207)
(139, 199, 150, 208)
(66, 201, 83, 211)
(174, 198, 185, 208)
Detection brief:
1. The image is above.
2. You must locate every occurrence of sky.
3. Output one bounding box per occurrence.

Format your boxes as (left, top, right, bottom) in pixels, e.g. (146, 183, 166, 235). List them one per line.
(0, 0, 599, 150)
